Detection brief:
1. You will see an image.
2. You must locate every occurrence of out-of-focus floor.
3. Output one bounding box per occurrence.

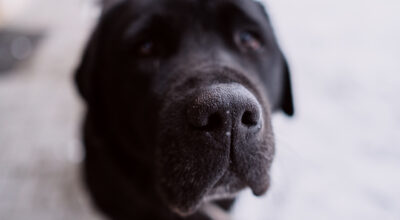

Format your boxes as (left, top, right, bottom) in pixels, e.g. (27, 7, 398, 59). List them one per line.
(0, 0, 399, 219)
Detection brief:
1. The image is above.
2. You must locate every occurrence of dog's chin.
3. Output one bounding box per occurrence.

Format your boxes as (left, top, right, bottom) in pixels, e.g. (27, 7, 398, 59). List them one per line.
(166, 169, 246, 216)
(158, 159, 230, 216)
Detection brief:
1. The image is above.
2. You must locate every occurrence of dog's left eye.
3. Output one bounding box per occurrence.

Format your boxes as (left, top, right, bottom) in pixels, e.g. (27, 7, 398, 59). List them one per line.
(139, 40, 155, 56)
(236, 31, 262, 52)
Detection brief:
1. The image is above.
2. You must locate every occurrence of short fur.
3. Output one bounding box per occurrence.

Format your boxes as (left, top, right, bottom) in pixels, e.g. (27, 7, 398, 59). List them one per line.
(75, 0, 294, 219)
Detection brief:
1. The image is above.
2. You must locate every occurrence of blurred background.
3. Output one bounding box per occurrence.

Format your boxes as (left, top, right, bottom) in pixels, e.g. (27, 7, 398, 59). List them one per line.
(0, 0, 399, 219)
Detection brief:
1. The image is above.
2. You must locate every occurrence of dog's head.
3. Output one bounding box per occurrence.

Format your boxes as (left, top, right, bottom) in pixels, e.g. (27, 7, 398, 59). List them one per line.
(76, 0, 293, 216)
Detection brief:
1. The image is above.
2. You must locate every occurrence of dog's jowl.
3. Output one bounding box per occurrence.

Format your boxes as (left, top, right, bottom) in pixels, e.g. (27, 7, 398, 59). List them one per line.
(75, 0, 294, 219)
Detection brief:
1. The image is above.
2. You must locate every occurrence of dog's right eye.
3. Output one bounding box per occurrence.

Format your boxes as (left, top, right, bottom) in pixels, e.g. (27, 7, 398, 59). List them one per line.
(235, 30, 263, 52)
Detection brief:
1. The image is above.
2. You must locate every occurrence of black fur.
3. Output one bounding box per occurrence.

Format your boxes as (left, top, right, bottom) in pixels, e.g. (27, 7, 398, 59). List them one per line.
(75, 0, 294, 219)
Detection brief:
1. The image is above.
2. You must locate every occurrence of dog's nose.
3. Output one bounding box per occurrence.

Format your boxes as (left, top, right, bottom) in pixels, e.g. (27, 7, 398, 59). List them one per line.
(187, 83, 262, 135)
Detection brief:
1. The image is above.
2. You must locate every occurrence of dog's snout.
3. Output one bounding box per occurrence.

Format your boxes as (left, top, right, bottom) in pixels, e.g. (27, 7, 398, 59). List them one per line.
(187, 83, 262, 135)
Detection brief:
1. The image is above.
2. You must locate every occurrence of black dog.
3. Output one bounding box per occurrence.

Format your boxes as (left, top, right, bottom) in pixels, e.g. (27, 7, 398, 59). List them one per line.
(75, 0, 293, 219)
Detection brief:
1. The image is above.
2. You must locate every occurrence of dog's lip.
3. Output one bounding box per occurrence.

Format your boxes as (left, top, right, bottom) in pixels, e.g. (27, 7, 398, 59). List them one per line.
(249, 179, 270, 196)
(208, 166, 270, 198)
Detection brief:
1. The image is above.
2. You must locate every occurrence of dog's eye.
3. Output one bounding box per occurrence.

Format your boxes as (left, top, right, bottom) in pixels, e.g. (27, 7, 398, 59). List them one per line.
(139, 40, 155, 56)
(236, 31, 262, 51)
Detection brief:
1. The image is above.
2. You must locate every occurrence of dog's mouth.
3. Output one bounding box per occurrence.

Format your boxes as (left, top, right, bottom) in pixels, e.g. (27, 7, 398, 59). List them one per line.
(157, 137, 273, 217)
(203, 166, 247, 202)
(203, 134, 271, 203)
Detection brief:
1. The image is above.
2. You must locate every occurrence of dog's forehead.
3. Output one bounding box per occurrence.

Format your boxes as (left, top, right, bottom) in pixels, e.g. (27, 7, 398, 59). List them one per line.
(139, 0, 253, 7)
(126, 0, 263, 19)
(157, 0, 255, 8)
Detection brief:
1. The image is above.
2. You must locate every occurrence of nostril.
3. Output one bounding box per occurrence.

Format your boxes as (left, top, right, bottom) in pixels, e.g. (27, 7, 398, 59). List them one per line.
(241, 110, 259, 127)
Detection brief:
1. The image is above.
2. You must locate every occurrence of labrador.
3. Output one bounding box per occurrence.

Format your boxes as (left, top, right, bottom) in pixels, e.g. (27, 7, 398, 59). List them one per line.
(75, 0, 294, 219)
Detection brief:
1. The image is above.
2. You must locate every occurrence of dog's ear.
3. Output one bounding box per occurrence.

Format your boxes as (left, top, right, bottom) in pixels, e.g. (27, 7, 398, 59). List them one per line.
(75, 2, 122, 103)
(74, 28, 99, 103)
(255, 1, 295, 116)
(279, 56, 294, 116)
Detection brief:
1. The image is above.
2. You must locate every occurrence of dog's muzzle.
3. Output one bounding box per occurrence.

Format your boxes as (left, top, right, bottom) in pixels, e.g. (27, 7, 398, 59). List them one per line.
(156, 78, 275, 216)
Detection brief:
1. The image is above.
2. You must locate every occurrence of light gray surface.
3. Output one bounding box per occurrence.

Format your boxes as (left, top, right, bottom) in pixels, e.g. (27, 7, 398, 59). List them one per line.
(0, 0, 103, 219)
(0, 0, 399, 219)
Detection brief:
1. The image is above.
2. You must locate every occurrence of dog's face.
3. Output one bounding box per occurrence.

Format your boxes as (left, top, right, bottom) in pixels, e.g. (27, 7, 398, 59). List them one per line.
(76, 0, 293, 217)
